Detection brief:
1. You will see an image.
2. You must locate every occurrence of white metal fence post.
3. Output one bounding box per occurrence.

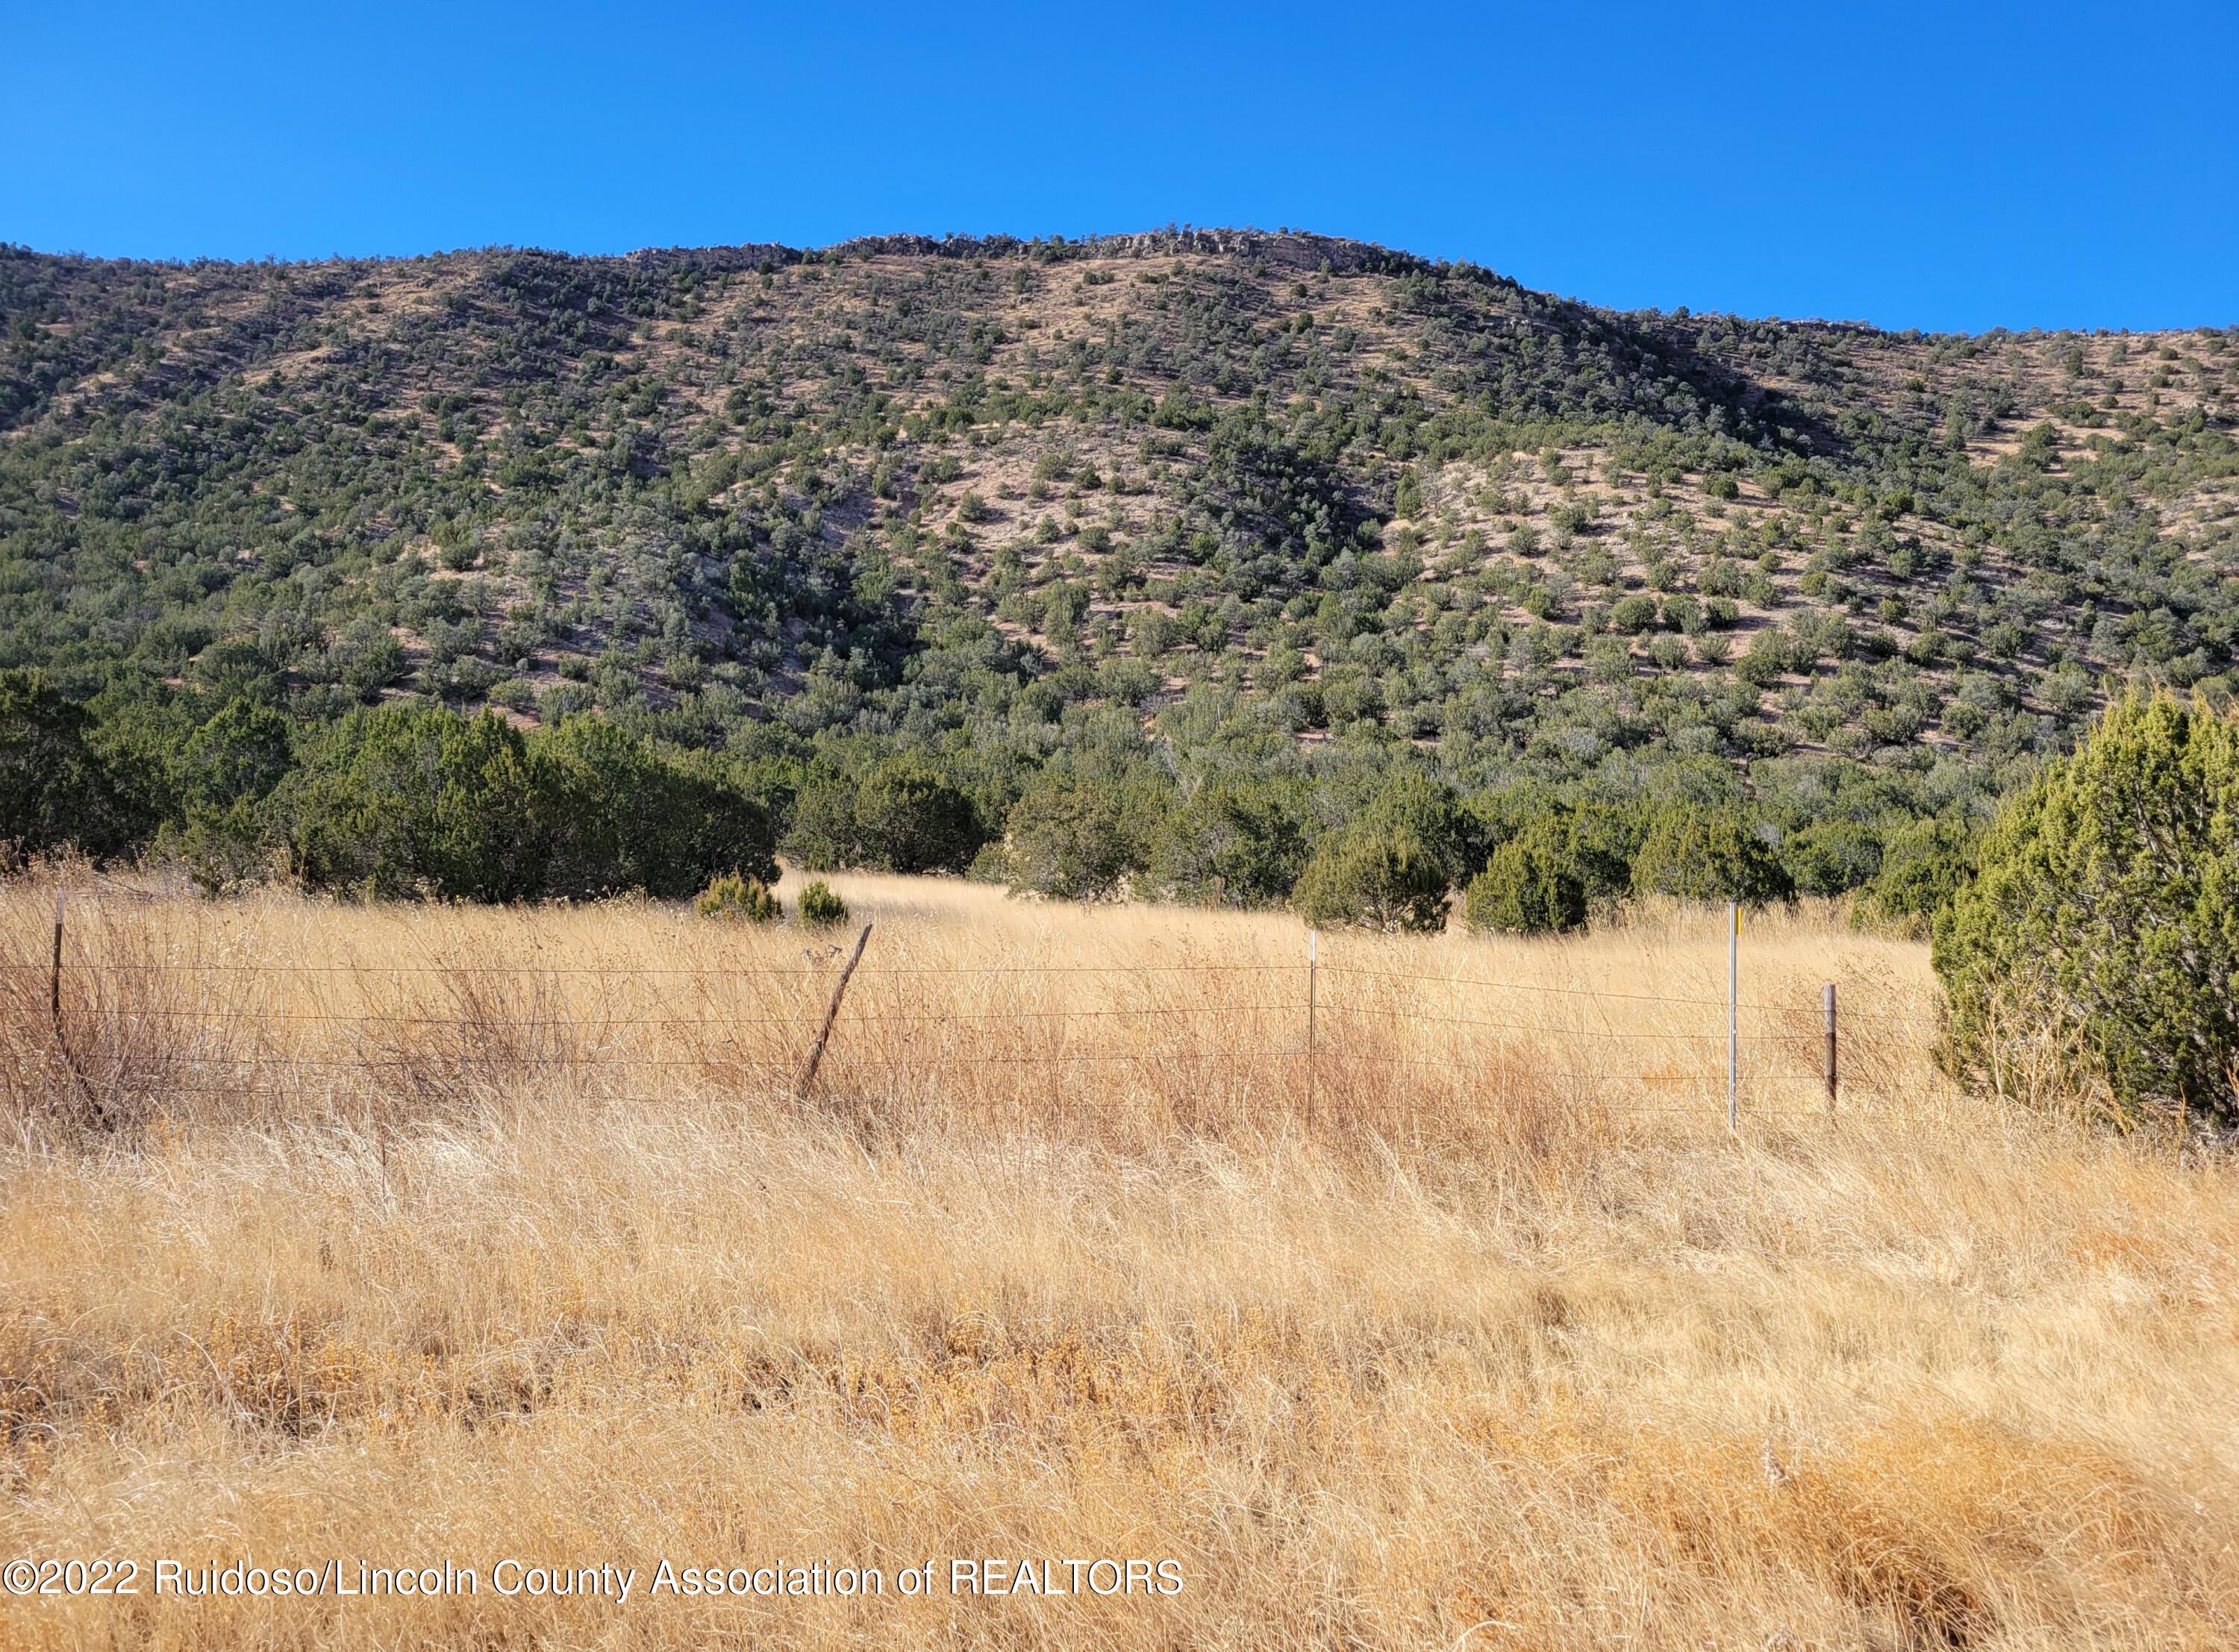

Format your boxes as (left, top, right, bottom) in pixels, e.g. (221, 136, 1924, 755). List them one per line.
(1824, 981, 1838, 1121)
(1727, 902, 1739, 1133)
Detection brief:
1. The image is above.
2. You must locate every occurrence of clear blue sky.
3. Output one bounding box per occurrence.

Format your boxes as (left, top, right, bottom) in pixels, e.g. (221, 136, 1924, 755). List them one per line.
(7, 1, 2234, 334)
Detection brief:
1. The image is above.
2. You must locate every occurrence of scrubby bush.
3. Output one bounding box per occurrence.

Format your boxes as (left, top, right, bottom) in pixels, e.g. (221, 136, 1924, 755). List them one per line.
(1149, 776, 1314, 907)
(1934, 692, 2239, 1121)
(1734, 631, 1793, 688)
(157, 701, 296, 891)
(1781, 819, 1883, 898)
(278, 707, 546, 901)
(1003, 779, 1143, 901)
(784, 777, 859, 873)
(273, 705, 775, 902)
(533, 716, 778, 898)
(166, 800, 277, 896)
(787, 755, 980, 875)
(852, 757, 981, 873)
(1349, 772, 1481, 889)
(1558, 803, 1643, 900)
(1631, 808, 1793, 905)
(695, 872, 781, 923)
(0, 670, 147, 858)
(177, 700, 295, 811)
(1292, 826, 1449, 933)
(1853, 817, 1974, 935)
(1462, 822, 1587, 934)
(1607, 595, 1659, 635)
(795, 879, 849, 929)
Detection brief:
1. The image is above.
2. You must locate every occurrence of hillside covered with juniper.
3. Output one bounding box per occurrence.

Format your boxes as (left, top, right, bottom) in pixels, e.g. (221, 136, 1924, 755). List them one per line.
(3, 229, 2236, 913)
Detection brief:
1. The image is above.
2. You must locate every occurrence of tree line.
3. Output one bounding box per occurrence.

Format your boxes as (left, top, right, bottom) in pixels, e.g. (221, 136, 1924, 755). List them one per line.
(10, 666, 2238, 1124)
(1, 671, 774, 901)
(3, 666, 1959, 933)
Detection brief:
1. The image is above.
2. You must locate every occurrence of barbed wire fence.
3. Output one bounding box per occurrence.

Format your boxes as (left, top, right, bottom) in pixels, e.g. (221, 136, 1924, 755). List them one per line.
(2, 895, 1946, 1142)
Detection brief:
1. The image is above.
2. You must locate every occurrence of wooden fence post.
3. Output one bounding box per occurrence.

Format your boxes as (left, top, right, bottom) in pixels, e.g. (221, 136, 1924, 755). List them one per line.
(46, 889, 102, 1127)
(796, 923, 872, 1100)
(1306, 928, 1317, 1129)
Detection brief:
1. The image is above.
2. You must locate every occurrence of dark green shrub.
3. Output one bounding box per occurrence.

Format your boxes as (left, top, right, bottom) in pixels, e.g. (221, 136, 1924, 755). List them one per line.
(275, 707, 773, 902)
(1734, 631, 1792, 687)
(1933, 692, 2239, 1121)
(1467, 793, 1637, 901)
(1149, 776, 1314, 907)
(1631, 808, 1793, 905)
(1462, 824, 1587, 935)
(1782, 820, 1884, 898)
(796, 879, 849, 929)
(1351, 772, 1481, 888)
(1560, 803, 1643, 899)
(784, 776, 861, 872)
(177, 701, 296, 810)
(788, 756, 980, 876)
(1853, 818, 1974, 935)
(343, 634, 410, 700)
(1320, 670, 1383, 727)
(277, 707, 546, 901)
(167, 800, 275, 895)
(0, 670, 143, 858)
(1292, 826, 1449, 933)
(1607, 594, 1659, 634)
(695, 872, 781, 923)
(531, 717, 777, 898)
(1004, 780, 1142, 901)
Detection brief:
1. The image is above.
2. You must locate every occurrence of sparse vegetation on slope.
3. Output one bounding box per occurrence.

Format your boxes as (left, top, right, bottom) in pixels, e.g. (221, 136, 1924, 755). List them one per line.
(3, 231, 2236, 920)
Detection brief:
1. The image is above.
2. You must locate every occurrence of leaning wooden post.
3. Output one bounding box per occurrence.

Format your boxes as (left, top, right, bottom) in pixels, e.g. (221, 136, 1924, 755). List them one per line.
(796, 923, 872, 1100)
(47, 888, 99, 1126)
(1823, 982, 1838, 1121)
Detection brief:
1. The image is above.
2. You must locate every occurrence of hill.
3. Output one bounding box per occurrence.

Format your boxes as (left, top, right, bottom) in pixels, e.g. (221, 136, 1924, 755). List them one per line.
(4, 231, 2237, 898)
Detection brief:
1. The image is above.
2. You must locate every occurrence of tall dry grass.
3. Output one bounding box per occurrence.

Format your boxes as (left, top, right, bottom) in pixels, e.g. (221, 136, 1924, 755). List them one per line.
(0, 868, 1935, 1145)
(2, 866, 2235, 1649)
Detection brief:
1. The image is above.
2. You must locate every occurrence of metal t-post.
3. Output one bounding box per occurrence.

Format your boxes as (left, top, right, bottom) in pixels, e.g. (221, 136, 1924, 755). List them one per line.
(1727, 902, 1739, 1133)
(1824, 981, 1838, 1121)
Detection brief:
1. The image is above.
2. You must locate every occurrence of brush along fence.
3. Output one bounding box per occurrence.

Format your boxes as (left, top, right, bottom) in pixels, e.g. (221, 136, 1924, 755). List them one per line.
(2, 906, 1935, 1145)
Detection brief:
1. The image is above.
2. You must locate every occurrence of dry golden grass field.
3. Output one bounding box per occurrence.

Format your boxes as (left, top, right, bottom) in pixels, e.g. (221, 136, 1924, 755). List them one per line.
(2, 866, 2235, 1650)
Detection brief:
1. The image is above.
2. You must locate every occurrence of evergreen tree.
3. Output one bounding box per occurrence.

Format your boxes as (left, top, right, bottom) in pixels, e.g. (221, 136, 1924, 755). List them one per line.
(1934, 692, 2239, 1121)
(1464, 822, 1589, 934)
(0, 670, 146, 858)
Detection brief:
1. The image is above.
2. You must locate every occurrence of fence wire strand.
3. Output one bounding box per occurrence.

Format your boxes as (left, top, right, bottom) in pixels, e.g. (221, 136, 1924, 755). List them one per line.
(7, 936, 1941, 1129)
